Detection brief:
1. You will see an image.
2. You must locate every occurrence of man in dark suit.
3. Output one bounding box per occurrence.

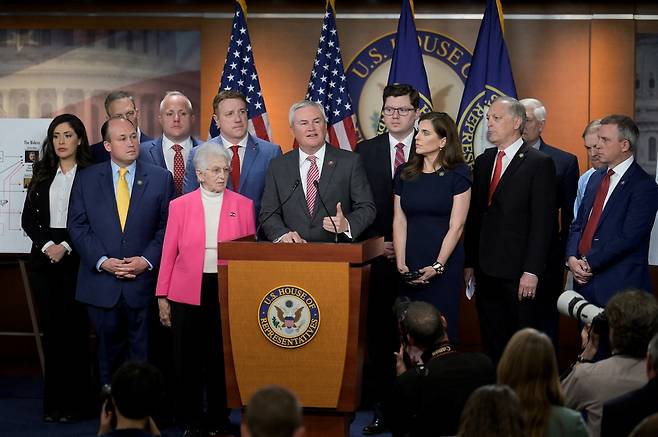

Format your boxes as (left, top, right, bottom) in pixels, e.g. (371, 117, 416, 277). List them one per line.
(381, 301, 495, 437)
(520, 98, 579, 343)
(182, 90, 281, 217)
(140, 91, 201, 197)
(464, 96, 556, 363)
(566, 114, 658, 307)
(91, 91, 152, 163)
(355, 83, 418, 435)
(68, 116, 175, 384)
(601, 332, 658, 437)
(260, 100, 375, 243)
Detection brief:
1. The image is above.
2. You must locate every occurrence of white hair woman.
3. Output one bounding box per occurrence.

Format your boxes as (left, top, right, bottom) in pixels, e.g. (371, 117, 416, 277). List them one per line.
(155, 142, 255, 435)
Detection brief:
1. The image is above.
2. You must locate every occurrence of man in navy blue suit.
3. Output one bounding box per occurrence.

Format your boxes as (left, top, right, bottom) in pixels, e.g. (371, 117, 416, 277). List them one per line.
(520, 98, 579, 342)
(139, 91, 201, 197)
(90, 91, 152, 163)
(567, 115, 658, 307)
(182, 90, 281, 218)
(68, 116, 175, 384)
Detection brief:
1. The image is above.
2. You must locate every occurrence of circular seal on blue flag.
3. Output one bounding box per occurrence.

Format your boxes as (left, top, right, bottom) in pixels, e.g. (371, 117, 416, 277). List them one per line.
(346, 30, 472, 140)
(258, 285, 321, 349)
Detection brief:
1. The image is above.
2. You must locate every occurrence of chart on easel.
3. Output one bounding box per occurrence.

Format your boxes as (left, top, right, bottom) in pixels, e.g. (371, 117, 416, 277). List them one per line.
(0, 118, 51, 254)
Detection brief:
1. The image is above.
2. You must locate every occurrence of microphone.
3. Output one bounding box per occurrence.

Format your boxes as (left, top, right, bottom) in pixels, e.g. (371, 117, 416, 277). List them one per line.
(256, 179, 300, 241)
(313, 179, 338, 244)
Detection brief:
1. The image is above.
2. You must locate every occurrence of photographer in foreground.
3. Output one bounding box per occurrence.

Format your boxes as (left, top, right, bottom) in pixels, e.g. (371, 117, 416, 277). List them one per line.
(381, 301, 494, 437)
(98, 361, 163, 437)
(562, 289, 658, 437)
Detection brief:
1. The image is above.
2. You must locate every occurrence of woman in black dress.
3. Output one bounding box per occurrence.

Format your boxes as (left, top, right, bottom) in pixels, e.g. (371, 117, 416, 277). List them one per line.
(393, 112, 471, 340)
(21, 114, 94, 422)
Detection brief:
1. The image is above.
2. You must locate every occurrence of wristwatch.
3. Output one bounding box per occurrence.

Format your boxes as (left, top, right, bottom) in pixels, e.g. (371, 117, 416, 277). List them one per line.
(431, 261, 445, 275)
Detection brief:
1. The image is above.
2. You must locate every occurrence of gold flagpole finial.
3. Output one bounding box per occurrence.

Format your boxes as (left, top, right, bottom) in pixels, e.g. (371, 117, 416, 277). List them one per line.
(237, 0, 248, 16)
(327, 0, 336, 11)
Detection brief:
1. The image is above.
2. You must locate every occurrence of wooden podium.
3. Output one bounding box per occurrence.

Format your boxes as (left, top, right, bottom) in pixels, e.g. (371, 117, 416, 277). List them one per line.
(217, 237, 383, 436)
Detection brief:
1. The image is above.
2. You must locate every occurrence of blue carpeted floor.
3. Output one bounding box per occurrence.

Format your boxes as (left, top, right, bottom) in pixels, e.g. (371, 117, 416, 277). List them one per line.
(0, 375, 390, 436)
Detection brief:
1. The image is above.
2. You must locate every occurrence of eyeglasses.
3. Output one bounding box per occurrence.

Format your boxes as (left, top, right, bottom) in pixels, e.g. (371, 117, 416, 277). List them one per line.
(204, 166, 231, 176)
(382, 107, 415, 116)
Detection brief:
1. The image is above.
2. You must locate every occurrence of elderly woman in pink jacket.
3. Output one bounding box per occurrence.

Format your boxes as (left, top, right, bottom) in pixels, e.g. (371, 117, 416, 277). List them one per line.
(156, 142, 255, 436)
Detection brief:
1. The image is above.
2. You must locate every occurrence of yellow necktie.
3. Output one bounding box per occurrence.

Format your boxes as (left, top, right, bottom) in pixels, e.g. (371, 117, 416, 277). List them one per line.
(117, 167, 130, 231)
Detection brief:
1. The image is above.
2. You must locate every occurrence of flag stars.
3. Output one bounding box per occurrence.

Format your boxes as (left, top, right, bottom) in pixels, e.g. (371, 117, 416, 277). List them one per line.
(247, 84, 255, 92)
(230, 62, 237, 70)
(251, 73, 258, 80)
(239, 27, 247, 34)
(255, 102, 262, 109)
(241, 68, 248, 75)
(243, 55, 250, 63)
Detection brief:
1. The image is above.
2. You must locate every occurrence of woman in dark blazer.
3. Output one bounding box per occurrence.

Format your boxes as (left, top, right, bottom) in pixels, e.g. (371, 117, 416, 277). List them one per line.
(21, 113, 94, 423)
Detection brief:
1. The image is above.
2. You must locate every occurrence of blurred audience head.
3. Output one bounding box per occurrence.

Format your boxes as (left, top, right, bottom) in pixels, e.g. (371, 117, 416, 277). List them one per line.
(457, 384, 524, 437)
(606, 289, 658, 358)
(111, 361, 163, 421)
(630, 413, 658, 437)
(497, 328, 563, 437)
(242, 385, 305, 437)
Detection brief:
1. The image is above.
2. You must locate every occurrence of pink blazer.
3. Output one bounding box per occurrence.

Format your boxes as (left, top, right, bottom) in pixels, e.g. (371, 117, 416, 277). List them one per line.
(156, 188, 255, 306)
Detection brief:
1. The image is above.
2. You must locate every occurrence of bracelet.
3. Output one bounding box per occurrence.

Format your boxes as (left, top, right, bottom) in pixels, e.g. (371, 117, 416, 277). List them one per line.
(431, 261, 445, 275)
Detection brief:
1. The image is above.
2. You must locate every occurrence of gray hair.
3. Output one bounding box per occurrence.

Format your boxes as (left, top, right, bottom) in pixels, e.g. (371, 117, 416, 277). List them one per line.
(192, 142, 230, 173)
(582, 119, 602, 138)
(519, 98, 547, 122)
(600, 114, 639, 150)
(494, 95, 527, 133)
(160, 91, 193, 113)
(104, 90, 136, 115)
(649, 332, 658, 371)
(288, 100, 328, 127)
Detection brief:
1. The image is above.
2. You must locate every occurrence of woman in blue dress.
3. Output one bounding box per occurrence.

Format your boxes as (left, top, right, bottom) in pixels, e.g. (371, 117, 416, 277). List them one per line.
(393, 112, 471, 340)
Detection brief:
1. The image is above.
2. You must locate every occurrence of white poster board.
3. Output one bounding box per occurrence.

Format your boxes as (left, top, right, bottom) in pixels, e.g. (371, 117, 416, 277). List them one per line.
(0, 118, 52, 254)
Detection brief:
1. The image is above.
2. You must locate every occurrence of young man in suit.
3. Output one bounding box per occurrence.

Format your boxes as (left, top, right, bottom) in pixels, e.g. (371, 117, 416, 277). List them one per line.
(139, 91, 201, 197)
(566, 115, 658, 307)
(464, 96, 556, 363)
(259, 100, 375, 243)
(68, 116, 175, 384)
(355, 83, 419, 435)
(520, 98, 579, 344)
(182, 90, 282, 219)
(91, 91, 152, 163)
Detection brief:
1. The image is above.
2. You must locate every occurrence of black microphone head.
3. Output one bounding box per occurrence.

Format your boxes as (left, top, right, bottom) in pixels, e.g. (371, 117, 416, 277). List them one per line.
(313, 179, 319, 188)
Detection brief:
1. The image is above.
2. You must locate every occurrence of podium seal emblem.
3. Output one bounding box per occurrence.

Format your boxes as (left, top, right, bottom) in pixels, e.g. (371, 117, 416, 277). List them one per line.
(258, 285, 321, 349)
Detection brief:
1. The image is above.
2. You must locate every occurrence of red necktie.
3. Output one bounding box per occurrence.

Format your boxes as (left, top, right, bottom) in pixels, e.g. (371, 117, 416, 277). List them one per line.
(394, 143, 405, 174)
(230, 145, 241, 191)
(172, 144, 184, 196)
(306, 155, 319, 214)
(578, 169, 614, 256)
(487, 150, 506, 205)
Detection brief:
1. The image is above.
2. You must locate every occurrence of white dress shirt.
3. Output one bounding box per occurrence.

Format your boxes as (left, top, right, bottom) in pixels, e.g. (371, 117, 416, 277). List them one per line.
(162, 135, 193, 174)
(298, 145, 327, 196)
(388, 131, 414, 177)
(220, 134, 249, 172)
(42, 165, 77, 254)
(491, 137, 525, 181)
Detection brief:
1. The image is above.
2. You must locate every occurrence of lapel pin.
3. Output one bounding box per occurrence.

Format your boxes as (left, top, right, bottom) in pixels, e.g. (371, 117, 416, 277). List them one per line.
(328, 160, 335, 167)
(136, 180, 143, 186)
(518, 153, 524, 158)
(438, 171, 445, 176)
(620, 181, 626, 185)
(229, 211, 236, 217)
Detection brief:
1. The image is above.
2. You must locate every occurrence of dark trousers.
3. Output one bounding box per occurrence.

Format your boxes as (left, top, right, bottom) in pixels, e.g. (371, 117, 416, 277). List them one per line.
(170, 273, 228, 428)
(87, 296, 149, 384)
(475, 272, 547, 363)
(362, 256, 400, 408)
(28, 229, 91, 416)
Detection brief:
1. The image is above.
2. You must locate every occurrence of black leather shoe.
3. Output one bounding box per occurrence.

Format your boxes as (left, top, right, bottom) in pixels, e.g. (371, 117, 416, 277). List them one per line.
(362, 417, 388, 435)
(182, 427, 205, 437)
(58, 415, 77, 424)
(43, 412, 58, 423)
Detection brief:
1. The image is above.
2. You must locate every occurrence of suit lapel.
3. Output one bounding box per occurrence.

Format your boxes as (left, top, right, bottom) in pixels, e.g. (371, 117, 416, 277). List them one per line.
(287, 149, 310, 218)
(315, 145, 338, 218)
(492, 142, 530, 199)
(240, 135, 259, 192)
(99, 162, 121, 231)
(597, 162, 636, 229)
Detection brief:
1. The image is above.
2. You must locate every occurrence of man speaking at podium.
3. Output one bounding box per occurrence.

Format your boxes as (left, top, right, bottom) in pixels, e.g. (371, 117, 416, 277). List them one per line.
(259, 100, 375, 243)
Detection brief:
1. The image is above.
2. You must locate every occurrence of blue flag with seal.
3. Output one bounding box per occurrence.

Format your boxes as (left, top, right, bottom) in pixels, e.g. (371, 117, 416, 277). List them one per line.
(377, 0, 432, 134)
(457, 0, 517, 166)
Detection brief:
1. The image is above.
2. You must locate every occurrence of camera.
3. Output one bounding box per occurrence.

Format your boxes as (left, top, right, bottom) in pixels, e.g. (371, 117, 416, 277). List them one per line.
(557, 290, 608, 335)
(100, 384, 116, 423)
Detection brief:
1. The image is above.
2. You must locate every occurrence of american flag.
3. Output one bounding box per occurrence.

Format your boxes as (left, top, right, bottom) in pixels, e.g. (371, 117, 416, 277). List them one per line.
(304, 0, 357, 151)
(211, 0, 272, 142)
